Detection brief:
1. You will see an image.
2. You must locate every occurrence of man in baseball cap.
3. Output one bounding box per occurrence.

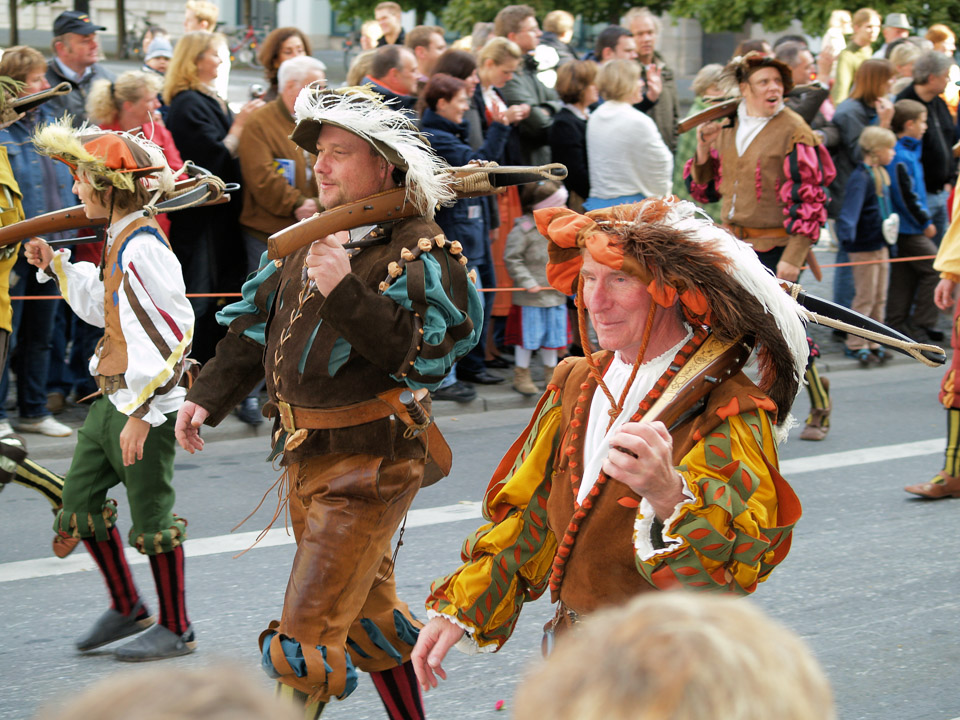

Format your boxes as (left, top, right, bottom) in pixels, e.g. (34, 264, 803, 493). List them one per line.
(46, 10, 114, 127)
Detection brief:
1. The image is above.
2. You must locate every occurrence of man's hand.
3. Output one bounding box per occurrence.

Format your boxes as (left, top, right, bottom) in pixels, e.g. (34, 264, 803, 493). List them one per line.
(934, 278, 958, 311)
(120, 416, 151, 467)
(175, 401, 210, 454)
(776, 260, 801, 283)
(24, 238, 53, 271)
(924, 223, 937, 239)
(305, 232, 351, 295)
(294, 198, 319, 221)
(411, 617, 465, 692)
(695, 121, 721, 163)
(504, 104, 530, 124)
(643, 63, 662, 102)
(602, 421, 685, 521)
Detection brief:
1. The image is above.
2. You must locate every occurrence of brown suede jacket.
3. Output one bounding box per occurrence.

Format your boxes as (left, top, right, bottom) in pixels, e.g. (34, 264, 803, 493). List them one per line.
(187, 215, 478, 464)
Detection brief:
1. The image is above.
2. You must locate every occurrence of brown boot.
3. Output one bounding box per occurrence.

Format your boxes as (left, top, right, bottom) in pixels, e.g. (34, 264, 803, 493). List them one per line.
(800, 377, 830, 441)
(512, 367, 538, 396)
(904, 473, 960, 499)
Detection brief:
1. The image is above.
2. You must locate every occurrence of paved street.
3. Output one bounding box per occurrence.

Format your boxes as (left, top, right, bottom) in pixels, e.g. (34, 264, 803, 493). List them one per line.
(2, 353, 960, 720)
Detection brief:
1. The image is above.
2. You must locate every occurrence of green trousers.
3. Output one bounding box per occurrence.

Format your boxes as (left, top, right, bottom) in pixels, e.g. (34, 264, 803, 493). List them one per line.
(55, 396, 186, 555)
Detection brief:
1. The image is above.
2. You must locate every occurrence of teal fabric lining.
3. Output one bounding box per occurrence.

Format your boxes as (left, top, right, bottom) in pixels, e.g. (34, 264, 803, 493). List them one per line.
(326, 336, 352, 377)
(215, 250, 278, 345)
(383, 253, 483, 390)
(359, 618, 402, 664)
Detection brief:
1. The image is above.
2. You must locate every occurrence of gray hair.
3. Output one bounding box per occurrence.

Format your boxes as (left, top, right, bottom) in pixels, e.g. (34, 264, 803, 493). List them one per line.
(278, 56, 327, 92)
(775, 41, 808, 68)
(623, 7, 660, 35)
(912, 50, 951, 85)
(692, 63, 724, 97)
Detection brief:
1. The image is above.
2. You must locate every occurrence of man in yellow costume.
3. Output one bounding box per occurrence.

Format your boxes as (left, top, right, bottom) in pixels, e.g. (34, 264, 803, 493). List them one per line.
(411, 197, 807, 687)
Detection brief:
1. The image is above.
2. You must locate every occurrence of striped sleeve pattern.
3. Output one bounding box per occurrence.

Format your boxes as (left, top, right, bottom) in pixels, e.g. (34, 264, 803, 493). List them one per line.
(112, 233, 195, 426)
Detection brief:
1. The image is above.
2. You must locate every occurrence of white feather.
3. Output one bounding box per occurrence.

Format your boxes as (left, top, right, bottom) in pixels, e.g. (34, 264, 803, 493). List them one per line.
(293, 86, 454, 219)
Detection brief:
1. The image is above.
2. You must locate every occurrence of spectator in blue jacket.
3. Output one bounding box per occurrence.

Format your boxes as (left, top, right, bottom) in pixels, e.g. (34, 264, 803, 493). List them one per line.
(836, 126, 897, 365)
(420, 73, 511, 388)
(887, 98, 940, 341)
(0, 47, 77, 438)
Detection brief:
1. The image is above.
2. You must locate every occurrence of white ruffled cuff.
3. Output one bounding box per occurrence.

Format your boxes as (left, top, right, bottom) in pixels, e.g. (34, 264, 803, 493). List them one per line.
(425, 609, 497, 655)
(633, 473, 696, 561)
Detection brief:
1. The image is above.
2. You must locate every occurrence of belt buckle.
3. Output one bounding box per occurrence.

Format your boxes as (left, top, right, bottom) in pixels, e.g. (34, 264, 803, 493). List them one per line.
(277, 400, 296, 434)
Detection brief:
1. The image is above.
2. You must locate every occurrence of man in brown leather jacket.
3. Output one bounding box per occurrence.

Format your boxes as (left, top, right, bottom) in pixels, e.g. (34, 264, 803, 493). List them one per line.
(175, 87, 482, 719)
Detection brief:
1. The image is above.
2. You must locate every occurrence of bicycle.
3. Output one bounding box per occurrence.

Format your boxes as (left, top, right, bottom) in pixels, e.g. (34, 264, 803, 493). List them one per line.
(123, 13, 161, 60)
(227, 23, 271, 67)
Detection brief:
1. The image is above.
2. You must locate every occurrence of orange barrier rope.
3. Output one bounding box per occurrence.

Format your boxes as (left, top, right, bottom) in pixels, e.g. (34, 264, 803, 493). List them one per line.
(7, 256, 942, 301)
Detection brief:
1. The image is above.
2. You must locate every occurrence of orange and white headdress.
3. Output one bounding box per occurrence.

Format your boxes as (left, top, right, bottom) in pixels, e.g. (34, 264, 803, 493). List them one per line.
(535, 197, 808, 424)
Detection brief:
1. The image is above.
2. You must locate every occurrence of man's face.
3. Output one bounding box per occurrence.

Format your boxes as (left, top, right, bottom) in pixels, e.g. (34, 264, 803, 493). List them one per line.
(376, 9, 401, 38)
(580, 255, 655, 358)
(282, 69, 327, 113)
(928, 70, 951, 96)
(510, 16, 542, 54)
(390, 48, 419, 94)
(58, 32, 100, 70)
(791, 50, 815, 84)
(418, 32, 447, 76)
(183, 8, 206, 32)
(853, 16, 881, 46)
(313, 125, 392, 209)
(611, 35, 638, 61)
(741, 67, 784, 117)
(882, 26, 909, 44)
(628, 16, 657, 62)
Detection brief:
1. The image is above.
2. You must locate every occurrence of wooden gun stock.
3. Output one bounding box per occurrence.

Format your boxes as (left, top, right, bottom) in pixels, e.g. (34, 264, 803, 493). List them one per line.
(267, 163, 568, 260)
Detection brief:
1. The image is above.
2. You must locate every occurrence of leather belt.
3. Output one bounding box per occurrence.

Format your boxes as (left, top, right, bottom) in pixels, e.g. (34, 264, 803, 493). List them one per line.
(724, 224, 788, 241)
(95, 359, 199, 397)
(269, 388, 453, 486)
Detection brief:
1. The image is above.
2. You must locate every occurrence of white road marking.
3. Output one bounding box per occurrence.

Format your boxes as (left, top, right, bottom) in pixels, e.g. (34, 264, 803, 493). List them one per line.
(1, 437, 945, 584)
(0, 502, 484, 584)
(780, 438, 943, 476)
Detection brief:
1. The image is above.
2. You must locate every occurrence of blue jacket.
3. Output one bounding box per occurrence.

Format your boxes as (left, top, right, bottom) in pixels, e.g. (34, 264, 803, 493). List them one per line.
(420, 108, 511, 264)
(0, 107, 77, 221)
(888, 135, 931, 236)
(836, 164, 888, 252)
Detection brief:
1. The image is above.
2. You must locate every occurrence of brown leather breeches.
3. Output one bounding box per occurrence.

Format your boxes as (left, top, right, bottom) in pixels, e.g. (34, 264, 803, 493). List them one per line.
(259, 452, 424, 702)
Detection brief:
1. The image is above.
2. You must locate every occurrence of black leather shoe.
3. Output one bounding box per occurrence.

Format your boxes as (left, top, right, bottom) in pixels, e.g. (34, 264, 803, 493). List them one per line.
(76, 600, 155, 651)
(432, 381, 477, 403)
(458, 369, 505, 385)
(485, 355, 512, 369)
(920, 327, 946, 342)
(235, 397, 264, 426)
(114, 624, 197, 662)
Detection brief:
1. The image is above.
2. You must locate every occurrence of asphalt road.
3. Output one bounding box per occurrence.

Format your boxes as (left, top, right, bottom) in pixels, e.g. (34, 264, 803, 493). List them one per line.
(2, 357, 960, 720)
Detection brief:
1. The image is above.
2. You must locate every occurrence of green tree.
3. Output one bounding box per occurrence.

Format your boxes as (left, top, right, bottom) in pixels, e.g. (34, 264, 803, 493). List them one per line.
(329, 0, 447, 26)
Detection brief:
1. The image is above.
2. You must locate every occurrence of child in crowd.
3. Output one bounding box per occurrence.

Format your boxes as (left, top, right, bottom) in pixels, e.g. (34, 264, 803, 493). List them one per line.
(24, 120, 196, 661)
(503, 179, 570, 395)
(836, 125, 897, 366)
(886, 98, 941, 341)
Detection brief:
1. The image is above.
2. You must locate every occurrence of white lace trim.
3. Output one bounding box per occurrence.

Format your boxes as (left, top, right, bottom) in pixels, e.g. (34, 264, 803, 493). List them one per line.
(424, 610, 498, 655)
(633, 472, 696, 561)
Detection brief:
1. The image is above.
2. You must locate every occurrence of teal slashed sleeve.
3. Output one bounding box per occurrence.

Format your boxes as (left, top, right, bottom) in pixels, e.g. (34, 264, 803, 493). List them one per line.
(215, 250, 279, 345)
(382, 251, 484, 390)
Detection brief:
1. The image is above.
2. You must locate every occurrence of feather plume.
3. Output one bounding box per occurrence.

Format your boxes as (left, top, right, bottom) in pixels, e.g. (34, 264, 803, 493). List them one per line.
(293, 86, 454, 218)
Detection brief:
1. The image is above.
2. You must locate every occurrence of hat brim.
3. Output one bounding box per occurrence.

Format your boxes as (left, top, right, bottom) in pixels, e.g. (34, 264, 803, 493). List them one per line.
(290, 117, 409, 171)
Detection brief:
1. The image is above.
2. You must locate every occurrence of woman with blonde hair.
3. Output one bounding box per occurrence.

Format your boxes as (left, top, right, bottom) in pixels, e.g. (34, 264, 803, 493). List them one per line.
(585, 59, 673, 209)
(257, 27, 311, 102)
(163, 30, 263, 362)
(86, 71, 182, 235)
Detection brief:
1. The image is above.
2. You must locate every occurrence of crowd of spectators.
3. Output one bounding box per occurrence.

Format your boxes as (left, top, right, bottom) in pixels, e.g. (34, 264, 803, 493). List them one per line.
(1, 3, 959, 421)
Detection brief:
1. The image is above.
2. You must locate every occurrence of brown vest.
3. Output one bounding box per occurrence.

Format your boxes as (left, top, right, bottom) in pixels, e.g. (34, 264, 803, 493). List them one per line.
(545, 352, 775, 615)
(715, 107, 820, 229)
(95, 216, 170, 377)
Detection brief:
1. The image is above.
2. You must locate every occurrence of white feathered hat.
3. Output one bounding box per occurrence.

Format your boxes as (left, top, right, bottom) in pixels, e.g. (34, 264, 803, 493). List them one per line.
(290, 85, 454, 218)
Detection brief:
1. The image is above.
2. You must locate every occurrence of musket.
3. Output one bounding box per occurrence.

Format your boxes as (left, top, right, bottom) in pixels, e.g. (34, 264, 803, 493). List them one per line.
(676, 83, 820, 135)
(785, 281, 945, 366)
(0, 162, 238, 248)
(267, 163, 568, 260)
(1, 82, 72, 125)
